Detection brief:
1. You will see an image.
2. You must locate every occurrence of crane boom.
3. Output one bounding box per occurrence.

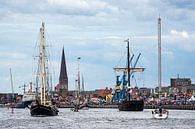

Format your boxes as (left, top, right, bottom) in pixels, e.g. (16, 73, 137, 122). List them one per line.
(133, 53, 141, 68)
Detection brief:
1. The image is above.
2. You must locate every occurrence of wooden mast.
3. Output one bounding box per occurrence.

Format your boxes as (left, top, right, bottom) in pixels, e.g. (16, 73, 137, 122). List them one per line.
(126, 39, 130, 101)
(39, 22, 46, 105)
(114, 39, 144, 73)
(42, 22, 47, 105)
(127, 39, 130, 87)
(124, 39, 130, 87)
(39, 23, 43, 105)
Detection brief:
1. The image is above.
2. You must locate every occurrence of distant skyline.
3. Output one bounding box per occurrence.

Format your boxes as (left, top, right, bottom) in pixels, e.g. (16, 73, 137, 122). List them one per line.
(1, 0, 195, 93)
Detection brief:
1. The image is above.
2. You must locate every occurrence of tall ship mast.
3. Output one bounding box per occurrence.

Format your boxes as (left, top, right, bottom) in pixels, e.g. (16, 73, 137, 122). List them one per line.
(77, 57, 81, 98)
(30, 22, 58, 116)
(112, 39, 145, 111)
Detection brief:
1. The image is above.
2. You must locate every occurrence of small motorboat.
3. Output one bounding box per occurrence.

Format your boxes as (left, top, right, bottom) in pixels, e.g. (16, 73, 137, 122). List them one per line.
(152, 108, 169, 119)
(71, 107, 79, 112)
(71, 103, 79, 112)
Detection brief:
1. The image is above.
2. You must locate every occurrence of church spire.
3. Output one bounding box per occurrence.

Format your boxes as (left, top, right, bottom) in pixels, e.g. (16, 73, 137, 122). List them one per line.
(59, 47, 68, 96)
(59, 47, 67, 81)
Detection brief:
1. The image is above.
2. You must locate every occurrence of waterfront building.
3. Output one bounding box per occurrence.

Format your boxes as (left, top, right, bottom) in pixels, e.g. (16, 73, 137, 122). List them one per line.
(171, 77, 191, 87)
(170, 77, 195, 96)
(0, 93, 18, 104)
(138, 87, 151, 98)
(154, 86, 169, 98)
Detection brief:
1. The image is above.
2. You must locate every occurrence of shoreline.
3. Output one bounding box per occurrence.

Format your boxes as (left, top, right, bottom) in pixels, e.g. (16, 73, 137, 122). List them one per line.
(58, 104, 195, 110)
(1, 104, 195, 110)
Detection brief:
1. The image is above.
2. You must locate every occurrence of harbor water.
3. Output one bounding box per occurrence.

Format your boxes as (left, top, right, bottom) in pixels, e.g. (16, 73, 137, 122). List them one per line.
(0, 108, 195, 129)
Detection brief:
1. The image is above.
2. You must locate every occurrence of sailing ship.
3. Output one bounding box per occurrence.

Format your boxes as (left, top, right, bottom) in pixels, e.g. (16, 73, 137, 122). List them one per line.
(30, 22, 58, 116)
(71, 57, 88, 112)
(152, 16, 168, 119)
(112, 39, 145, 111)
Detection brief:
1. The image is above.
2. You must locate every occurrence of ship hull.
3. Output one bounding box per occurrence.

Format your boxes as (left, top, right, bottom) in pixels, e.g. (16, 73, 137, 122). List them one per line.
(30, 104, 58, 116)
(118, 100, 144, 111)
(15, 101, 33, 108)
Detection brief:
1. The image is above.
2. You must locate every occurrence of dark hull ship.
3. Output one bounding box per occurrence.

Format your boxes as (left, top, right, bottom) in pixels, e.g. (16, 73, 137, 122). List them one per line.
(118, 100, 144, 111)
(112, 39, 144, 111)
(30, 102, 58, 116)
(30, 22, 58, 116)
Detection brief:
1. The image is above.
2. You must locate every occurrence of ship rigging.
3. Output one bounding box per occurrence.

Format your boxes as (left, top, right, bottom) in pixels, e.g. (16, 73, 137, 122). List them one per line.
(112, 38, 145, 111)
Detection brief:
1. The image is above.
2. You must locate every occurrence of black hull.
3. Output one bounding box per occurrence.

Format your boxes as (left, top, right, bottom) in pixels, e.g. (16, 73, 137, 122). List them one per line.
(118, 100, 144, 111)
(30, 104, 59, 116)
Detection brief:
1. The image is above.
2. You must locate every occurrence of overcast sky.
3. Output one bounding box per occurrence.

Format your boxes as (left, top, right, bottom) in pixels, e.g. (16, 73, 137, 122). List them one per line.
(1, 0, 195, 93)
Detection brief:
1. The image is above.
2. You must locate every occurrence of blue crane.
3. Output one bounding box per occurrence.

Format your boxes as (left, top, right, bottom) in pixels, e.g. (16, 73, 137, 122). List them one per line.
(131, 53, 141, 87)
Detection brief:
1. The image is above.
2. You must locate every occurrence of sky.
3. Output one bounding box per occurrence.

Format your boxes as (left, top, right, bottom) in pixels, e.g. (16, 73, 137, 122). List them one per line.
(1, 0, 195, 94)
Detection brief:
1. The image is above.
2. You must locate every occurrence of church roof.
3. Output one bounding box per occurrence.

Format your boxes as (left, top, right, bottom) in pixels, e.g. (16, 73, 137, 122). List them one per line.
(59, 47, 68, 81)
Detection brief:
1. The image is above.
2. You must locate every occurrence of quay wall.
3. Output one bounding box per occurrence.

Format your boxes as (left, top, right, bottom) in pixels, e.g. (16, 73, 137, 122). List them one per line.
(53, 104, 195, 110)
(144, 105, 195, 110)
(58, 105, 74, 108)
(1, 102, 194, 110)
(88, 104, 118, 108)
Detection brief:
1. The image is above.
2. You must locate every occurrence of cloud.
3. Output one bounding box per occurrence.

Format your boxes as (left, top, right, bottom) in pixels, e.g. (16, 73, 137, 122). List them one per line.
(48, 0, 89, 9)
(0, 51, 28, 60)
(1, 0, 195, 92)
(170, 30, 189, 38)
(47, 0, 120, 16)
(0, 0, 120, 17)
(161, 0, 195, 9)
(161, 30, 195, 52)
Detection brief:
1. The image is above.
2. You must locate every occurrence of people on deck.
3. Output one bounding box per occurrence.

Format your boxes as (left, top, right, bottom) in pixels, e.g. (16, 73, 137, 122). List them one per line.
(159, 106, 162, 114)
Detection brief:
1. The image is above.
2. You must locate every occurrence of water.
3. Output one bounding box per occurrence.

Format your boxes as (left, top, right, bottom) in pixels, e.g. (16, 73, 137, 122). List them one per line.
(0, 108, 195, 129)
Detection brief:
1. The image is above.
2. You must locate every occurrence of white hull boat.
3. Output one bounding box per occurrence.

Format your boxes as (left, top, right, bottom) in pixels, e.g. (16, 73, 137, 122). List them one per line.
(152, 109, 169, 119)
